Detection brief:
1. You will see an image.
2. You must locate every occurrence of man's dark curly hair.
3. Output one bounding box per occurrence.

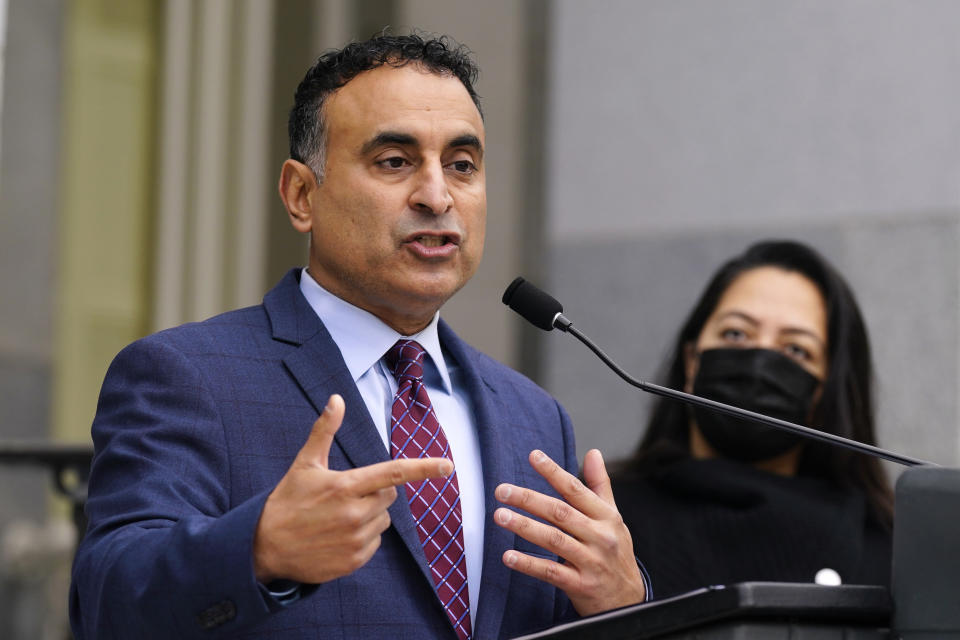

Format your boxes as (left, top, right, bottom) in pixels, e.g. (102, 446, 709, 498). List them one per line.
(288, 32, 482, 182)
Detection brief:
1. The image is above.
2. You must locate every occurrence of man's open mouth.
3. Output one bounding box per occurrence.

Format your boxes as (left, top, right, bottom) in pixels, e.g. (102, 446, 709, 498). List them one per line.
(413, 235, 453, 247)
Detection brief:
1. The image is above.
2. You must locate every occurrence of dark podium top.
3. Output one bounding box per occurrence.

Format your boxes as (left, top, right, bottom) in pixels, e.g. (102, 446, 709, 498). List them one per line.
(512, 582, 892, 640)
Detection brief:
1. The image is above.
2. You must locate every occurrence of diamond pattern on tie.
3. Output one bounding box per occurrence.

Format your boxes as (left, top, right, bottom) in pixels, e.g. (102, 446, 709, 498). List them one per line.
(386, 340, 471, 640)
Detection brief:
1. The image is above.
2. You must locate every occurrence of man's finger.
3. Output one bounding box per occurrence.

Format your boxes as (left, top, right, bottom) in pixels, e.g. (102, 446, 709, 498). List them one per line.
(494, 507, 584, 565)
(526, 450, 610, 519)
(581, 449, 616, 506)
(495, 484, 593, 542)
(347, 456, 453, 496)
(296, 394, 345, 468)
(502, 549, 578, 591)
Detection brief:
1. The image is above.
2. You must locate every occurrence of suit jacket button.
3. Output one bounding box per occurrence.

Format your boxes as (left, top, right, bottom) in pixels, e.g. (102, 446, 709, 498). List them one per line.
(196, 600, 237, 630)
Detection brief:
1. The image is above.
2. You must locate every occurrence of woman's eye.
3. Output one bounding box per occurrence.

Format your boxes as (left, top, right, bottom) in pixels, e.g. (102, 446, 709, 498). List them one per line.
(784, 344, 812, 361)
(720, 328, 746, 342)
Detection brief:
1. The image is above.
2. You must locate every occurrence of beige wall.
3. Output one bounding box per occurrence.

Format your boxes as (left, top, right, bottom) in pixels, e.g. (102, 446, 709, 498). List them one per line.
(52, 0, 159, 442)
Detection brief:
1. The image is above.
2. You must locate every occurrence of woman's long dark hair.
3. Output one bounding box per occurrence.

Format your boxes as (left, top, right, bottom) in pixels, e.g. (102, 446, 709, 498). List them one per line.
(620, 240, 893, 525)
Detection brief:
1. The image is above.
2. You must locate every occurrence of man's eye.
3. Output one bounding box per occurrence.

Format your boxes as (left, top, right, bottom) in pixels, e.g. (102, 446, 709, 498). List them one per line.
(378, 157, 408, 169)
(450, 160, 475, 174)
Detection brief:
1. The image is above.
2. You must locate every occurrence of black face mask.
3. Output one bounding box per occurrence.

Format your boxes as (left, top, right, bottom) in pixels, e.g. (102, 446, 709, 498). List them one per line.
(691, 348, 821, 463)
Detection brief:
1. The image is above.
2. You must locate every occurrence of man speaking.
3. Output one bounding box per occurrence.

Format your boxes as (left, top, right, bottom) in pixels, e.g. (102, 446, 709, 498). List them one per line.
(70, 32, 647, 639)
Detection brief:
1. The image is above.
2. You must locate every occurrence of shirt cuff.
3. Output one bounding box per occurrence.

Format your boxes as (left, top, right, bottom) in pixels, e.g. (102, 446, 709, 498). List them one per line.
(636, 556, 653, 602)
(259, 580, 303, 608)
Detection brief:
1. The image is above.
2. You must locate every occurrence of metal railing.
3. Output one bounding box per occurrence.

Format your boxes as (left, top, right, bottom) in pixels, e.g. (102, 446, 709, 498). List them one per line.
(0, 441, 93, 540)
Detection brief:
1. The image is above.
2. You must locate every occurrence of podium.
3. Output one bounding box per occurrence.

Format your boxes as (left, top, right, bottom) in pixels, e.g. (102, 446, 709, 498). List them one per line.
(513, 466, 960, 640)
(512, 582, 890, 639)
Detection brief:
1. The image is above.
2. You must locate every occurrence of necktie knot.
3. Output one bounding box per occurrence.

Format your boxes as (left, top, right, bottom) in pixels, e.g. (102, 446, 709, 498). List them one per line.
(386, 339, 426, 382)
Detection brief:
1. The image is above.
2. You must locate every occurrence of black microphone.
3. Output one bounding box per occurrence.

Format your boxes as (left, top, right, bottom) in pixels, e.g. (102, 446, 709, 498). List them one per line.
(502, 277, 572, 331)
(502, 276, 934, 468)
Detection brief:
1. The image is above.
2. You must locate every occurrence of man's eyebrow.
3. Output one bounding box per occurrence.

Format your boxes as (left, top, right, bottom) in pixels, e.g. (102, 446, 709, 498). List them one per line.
(449, 134, 483, 158)
(360, 132, 418, 155)
(360, 131, 484, 158)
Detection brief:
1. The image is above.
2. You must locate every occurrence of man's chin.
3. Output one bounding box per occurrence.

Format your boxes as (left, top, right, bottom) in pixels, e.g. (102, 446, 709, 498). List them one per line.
(401, 284, 460, 313)
(391, 277, 469, 318)
(404, 268, 472, 300)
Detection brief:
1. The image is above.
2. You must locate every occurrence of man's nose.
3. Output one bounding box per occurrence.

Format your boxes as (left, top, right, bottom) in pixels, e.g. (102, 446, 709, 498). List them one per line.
(409, 162, 454, 215)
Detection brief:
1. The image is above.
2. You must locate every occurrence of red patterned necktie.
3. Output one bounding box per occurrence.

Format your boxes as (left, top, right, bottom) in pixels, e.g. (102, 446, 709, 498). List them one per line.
(385, 340, 471, 640)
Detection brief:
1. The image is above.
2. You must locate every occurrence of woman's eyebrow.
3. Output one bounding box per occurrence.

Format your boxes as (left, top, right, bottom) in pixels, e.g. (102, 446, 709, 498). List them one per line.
(717, 310, 826, 346)
(781, 326, 827, 347)
(714, 310, 759, 326)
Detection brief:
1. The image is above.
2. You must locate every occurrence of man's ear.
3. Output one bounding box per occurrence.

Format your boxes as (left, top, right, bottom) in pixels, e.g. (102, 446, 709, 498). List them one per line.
(279, 159, 318, 233)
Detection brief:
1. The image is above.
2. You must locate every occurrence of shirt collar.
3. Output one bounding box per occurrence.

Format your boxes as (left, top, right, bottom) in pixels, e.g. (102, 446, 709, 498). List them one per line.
(298, 268, 452, 392)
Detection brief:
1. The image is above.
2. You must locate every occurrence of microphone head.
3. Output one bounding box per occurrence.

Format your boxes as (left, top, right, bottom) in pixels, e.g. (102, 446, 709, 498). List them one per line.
(502, 277, 564, 331)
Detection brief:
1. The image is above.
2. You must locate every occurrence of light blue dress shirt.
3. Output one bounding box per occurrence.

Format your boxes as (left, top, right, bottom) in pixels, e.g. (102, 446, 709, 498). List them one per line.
(298, 269, 485, 625)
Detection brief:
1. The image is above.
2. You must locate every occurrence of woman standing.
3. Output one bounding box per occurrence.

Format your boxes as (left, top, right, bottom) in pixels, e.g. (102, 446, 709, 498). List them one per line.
(612, 240, 893, 599)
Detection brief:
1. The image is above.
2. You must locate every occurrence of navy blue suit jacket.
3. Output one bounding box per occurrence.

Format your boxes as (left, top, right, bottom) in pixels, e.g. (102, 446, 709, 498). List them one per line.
(70, 270, 578, 639)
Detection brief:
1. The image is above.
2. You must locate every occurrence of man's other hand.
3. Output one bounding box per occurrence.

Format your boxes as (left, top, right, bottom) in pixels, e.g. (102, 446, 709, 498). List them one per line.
(494, 448, 646, 615)
(253, 394, 453, 584)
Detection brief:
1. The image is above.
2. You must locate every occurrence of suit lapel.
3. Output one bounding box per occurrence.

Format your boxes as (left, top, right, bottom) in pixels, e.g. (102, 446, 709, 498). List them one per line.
(264, 270, 436, 593)
(439, 321, 520, 639)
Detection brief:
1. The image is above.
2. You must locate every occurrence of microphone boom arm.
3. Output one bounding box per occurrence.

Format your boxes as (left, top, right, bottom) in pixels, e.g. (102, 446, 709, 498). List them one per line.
(556, 318, 934, 468)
